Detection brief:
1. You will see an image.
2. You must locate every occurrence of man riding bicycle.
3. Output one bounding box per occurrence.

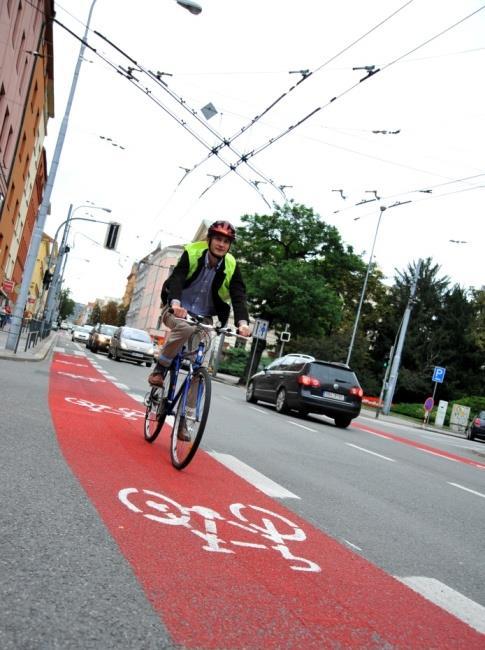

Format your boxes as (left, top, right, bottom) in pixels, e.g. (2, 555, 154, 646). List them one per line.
(148, 221, 251, 408)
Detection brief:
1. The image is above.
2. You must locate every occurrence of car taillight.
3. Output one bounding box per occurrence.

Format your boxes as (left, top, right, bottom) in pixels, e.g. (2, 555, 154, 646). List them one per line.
(475, 418, 481, 426)
(298, 375, 321, 388)
(350, 386, 363, 398)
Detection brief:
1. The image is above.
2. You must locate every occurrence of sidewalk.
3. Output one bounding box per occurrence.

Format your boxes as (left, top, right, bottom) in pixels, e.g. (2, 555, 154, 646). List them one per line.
(0, 326, 56, 361)
(211, 371, 467, 440)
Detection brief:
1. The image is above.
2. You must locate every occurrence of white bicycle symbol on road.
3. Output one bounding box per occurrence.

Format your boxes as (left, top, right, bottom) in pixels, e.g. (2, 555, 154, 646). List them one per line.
(119, 488, 321, 573)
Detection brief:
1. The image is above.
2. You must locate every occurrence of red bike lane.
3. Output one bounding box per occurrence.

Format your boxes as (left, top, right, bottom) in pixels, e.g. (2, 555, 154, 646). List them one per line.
(49, 353, 484, 649)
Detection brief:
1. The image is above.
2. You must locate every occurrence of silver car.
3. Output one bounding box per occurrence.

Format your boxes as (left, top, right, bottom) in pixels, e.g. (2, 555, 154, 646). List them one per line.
(72, 325, 93, 343)
(108, 326, 154, 367)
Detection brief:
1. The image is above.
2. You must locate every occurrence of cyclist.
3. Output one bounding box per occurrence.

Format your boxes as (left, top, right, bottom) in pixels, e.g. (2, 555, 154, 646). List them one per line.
(148, 221, 251, 436)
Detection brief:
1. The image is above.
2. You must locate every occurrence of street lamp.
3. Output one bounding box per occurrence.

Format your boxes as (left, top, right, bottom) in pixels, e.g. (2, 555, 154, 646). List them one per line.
(346, 200, 411, 366)
(6, 0, 202, 351)
(44, 203, 112, 323)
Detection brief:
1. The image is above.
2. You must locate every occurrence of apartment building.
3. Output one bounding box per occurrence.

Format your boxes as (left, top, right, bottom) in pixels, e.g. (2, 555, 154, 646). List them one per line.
(0, 0, 54, 303)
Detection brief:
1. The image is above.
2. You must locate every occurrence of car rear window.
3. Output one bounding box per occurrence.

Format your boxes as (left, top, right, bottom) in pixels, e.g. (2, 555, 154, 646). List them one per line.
(122, 328, 151, 343)
(309, 363, 359, 386)
(100, 325, 117, 335)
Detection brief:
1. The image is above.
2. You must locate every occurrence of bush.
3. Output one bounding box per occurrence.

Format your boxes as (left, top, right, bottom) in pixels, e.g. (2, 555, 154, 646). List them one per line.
(218, 346, 250, 377)
(390, 395, 485, 426)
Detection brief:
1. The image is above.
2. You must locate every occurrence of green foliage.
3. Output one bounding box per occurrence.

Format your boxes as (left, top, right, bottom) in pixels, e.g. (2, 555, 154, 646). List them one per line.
(88, 301, 102, 325)
(218, 346, 250, 377)
(232, 201, 378, 338)
(58, 289, 75, 320)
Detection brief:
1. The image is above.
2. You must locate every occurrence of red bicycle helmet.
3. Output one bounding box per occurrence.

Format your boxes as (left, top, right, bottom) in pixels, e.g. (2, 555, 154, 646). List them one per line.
(207, 220, 236, 242)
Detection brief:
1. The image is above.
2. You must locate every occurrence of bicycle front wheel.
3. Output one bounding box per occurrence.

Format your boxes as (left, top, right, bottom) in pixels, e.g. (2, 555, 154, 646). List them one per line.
(171, 367, 211, 470)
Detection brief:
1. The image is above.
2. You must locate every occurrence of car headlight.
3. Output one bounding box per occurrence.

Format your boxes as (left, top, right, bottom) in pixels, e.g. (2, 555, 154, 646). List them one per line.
(120, 342, 127, 349)
(148, 347, 154, 355)
(98, 335, 107, 342)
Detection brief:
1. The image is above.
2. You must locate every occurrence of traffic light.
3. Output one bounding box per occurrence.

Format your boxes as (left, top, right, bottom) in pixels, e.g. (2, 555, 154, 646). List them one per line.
(43, 270, 53, 288)
(104, 222, 121, 250)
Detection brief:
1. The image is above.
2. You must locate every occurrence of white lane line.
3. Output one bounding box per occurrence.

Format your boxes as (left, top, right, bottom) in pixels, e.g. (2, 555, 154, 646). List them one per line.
(343, 539, 362, 552)
(104, 375, 118, 381)
(53, 346, 66, 352)
(209, 453, 300, 499)
(420, 448, 458, 462)
(128, 393, 144, 403)
(248, 406, 269, 415)
(289, 421, 317, 432)
(346, 443, 395, 462)
(397, 576, 485, 634)
(448, 482, 485, 499)
(114, 382, 129, 390)
(73, 350, 86, 356)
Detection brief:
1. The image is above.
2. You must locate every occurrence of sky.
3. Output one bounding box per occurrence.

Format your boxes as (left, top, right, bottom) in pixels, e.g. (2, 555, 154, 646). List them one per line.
(44, 0, 485, 305)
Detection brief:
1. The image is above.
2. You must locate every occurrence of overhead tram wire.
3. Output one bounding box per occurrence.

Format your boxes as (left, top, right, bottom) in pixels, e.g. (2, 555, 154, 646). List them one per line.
(92, 30, 285, 201)
(208, 3, 485, 188)
(52, 19, 273, 208)
(181, 0, 417, 192)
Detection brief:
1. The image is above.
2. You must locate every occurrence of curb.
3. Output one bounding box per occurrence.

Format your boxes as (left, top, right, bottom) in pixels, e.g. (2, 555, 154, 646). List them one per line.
(0, 334, 56, 362)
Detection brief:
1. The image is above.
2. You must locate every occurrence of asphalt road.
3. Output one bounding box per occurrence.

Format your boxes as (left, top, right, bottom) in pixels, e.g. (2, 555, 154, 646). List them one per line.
(1, 330, 484, 648)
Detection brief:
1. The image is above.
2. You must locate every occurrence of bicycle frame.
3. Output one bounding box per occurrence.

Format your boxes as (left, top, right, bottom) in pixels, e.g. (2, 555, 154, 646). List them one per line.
(162, 336, 207, 419)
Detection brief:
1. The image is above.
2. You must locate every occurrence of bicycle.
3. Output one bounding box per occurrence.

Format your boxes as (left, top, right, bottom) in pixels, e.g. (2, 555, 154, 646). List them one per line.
(143, 314, 247, 470)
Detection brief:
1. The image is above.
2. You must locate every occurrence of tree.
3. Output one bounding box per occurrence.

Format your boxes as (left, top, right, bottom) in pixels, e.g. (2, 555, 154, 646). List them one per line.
(58, 289, 75, 321)
(232, 201, 381, 382)
(101, 300, 119, 325)
(88, 301, 102, 325)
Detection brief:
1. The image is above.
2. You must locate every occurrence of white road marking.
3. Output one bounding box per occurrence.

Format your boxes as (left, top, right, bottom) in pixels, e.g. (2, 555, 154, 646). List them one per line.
(114, 382, 129, 390)
(346, 443, 395, 462)
(343, 539, 362, 552)
(73, 350, 86, 356)
(248, 406, 269, 415)
(289, 421, 317, 432)
(448, 482, 485, 499)
(397, 576, 485, 634)
(128, 393, 145, 403)
(209, 453, 300, 499)
(419, 448, 458, 462)
(53, 346, 66, 353)
(104, 375, 118, 381)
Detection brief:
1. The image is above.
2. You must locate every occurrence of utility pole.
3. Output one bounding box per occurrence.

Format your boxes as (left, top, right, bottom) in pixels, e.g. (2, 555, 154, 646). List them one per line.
(382, 259, 422, 415)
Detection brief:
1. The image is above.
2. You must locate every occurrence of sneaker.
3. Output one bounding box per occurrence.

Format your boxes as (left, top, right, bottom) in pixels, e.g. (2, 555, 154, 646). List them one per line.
(177, 417, 192, 442)
(148, 365, 167, 387)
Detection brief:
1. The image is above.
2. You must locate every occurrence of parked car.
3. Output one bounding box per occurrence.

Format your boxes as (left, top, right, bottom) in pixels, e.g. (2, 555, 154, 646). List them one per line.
(466, 411, 485, 441)
(108, 326, 154, 367)
(87, 323, 118, 353)
(246, 353, 363, 428)
(71, 325, 93, 343)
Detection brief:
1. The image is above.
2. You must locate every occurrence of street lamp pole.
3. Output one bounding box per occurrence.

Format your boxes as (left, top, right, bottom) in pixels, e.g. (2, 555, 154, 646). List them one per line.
(43, 203, 111, 323)
(346, 205, 386, 366)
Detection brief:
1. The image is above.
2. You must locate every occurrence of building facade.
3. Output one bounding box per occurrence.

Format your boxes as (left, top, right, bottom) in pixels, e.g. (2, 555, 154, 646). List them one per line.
(0, 0, 54, 303)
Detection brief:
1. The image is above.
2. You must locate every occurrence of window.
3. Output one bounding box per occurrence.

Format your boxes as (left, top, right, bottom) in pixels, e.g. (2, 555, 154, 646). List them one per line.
(18, 133, 26, 160)
(0, 105, 9, 149)
(12, 2, 23, 46)
(7, 0, 14, 16)
(19, 57, 28, 91)
(3, 127, 13, 166)
(16, 32, 25, 71)
(30, 81, 38, 113)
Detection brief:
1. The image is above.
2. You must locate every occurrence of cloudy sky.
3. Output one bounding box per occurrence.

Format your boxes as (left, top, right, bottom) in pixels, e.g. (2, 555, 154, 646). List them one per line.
(44, 0, 485, 304)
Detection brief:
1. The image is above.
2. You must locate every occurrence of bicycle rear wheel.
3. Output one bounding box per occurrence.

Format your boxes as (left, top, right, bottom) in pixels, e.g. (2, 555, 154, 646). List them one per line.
(171, 367, 211, 470)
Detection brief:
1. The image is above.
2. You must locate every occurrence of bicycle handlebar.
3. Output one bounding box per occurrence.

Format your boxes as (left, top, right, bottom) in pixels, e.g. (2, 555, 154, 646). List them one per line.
(168, 309, 251, 340)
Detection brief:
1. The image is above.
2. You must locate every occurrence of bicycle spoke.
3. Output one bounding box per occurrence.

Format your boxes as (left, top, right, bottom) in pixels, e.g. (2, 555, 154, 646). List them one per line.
(171, 367, 211, 469)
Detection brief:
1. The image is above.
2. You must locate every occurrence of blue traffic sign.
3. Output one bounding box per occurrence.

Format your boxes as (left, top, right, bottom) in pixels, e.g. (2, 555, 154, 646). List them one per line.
(432, 366, 446, 383)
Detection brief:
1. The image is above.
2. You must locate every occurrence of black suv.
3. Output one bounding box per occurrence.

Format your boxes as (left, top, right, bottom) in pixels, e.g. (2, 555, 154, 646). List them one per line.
(246, 354, 363, 428)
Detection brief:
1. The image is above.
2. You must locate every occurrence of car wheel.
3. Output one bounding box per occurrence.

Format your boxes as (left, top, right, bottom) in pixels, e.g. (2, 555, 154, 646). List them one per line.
(246, 381, 257, 403)
(275, 388, 289, 413)
(146, 361, 152, 368)
(334, 416, 352, 428)
(107, 349, 112, 359)
(92, 343, 98, 353)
